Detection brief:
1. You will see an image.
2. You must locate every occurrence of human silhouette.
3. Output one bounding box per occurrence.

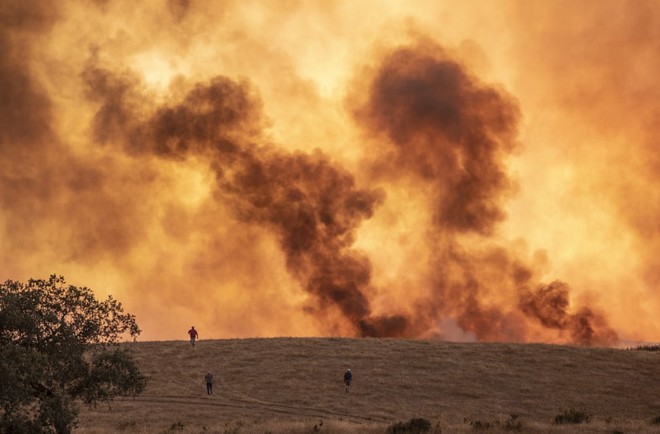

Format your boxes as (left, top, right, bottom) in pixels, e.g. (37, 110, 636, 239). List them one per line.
(188, 326, 199, 347)
(343, 368, 352, 393)
(205, 372, 214, 395)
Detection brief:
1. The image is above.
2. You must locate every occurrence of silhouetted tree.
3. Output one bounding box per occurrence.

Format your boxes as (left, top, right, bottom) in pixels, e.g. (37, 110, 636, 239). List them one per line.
(0, 275, 146, 434)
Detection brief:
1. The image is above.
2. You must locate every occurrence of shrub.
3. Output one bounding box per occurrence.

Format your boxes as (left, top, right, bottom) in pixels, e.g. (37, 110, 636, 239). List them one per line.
(633, 344, 660, 351)
(463, 415, 522, 431)
(386, 417, 432, 434)
(469, 420, 493, 431)
(634, 344, 660, 351)
(554, 409, 591, 424)
(166, 421, 185, 432)
(651, 415, 660, 425)
(503, 414, 523, 432)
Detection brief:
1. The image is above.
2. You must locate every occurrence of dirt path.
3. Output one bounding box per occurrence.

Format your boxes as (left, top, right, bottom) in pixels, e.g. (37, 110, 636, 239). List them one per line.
(130, 373, 390, 425)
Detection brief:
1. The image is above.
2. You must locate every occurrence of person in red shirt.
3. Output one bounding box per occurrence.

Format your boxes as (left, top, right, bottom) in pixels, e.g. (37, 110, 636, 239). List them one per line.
(188, 326, 199, 347)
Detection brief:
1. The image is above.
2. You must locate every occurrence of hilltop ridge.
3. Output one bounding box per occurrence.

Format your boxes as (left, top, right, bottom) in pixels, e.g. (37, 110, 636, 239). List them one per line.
(77, 338, 660, 433)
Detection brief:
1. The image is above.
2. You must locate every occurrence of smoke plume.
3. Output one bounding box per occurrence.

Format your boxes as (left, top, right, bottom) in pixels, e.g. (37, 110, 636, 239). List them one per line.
(349, 40, 617, 345)
(2, 0, 658, 345)
(82, 61, 409, 335)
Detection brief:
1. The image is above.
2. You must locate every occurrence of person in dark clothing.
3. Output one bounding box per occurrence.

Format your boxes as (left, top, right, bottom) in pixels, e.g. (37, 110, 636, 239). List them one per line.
(343, 368, 352, 393)
(188, 326, 199, 347)
(205, 372, 214, 395)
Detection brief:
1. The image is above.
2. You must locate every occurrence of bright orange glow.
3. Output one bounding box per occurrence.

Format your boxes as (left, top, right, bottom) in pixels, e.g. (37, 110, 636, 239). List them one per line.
(1, 0, 659, 345)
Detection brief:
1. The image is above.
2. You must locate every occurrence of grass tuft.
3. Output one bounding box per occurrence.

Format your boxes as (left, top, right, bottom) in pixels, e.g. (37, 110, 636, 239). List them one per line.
(554, 409, 591, 425)
(469, 420, 493, 431)
(502, 414, 523, 432)
(165, 421, 185, 432)
(386, 417, 433, 433)
(463, 414, 522, 431)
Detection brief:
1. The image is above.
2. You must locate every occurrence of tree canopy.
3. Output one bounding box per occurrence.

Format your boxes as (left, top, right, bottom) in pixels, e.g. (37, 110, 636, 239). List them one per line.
(0, 275, 146, 434)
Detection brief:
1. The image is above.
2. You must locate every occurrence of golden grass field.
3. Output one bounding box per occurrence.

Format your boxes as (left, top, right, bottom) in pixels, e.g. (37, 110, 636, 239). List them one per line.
(75, 338, 660, 433)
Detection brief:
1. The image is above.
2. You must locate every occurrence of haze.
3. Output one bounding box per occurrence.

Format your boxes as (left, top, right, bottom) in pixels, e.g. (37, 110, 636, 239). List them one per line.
(1, 0, 658, 344)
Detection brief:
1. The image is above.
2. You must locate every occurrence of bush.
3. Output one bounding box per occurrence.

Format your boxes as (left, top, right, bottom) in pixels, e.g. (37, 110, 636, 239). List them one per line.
(503, 414, 523, 432)
(0, 276, 145, 434)
(386, 417, 432, 434)
(167, 421, 185, 432)
(462, 415, 522, 431)
(633, 344, 660, 352)
(651, 415, 660, 425)
(469, 420, 493, 431)
(554, 409, 591, 424)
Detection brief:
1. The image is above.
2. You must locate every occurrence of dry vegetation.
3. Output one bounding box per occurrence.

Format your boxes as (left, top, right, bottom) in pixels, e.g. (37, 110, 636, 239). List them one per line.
(75, 338, 660, 433)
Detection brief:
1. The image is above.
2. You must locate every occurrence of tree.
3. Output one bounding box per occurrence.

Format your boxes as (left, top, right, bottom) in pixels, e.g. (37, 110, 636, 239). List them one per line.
(0, 275, 146, 434)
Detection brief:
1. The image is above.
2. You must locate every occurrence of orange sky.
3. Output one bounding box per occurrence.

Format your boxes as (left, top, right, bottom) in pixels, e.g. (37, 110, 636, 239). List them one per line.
(1, 0, 658, 344)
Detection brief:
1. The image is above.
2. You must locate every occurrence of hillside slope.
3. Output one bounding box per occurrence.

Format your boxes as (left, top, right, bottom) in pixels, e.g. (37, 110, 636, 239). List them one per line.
(76, 338, 660, 433)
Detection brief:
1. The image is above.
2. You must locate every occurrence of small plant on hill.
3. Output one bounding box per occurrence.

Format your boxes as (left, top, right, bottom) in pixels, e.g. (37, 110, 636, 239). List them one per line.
(470, 420, 493, 431)
(223, 420, 244, 434)
(311, 420, 323, 432)
(503, 414, 523, 432)
(463, 415, 522, 431)
(651, 415, 660, 425)
(165, 421, 185, 432)
(463, 417, 495, 431)
(386, 417, 432, 433)
(554, 408, 591, 424)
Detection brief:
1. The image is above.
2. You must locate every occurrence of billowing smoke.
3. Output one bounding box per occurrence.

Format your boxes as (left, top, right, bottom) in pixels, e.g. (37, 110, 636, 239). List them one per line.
(2, 0, 657, 345)
(82, 62, 411, 336)
(349, 41, 617, 345)
(78, 37, 618, 344)
(520, 281, 617, 346)
(353, 42, 519, 236)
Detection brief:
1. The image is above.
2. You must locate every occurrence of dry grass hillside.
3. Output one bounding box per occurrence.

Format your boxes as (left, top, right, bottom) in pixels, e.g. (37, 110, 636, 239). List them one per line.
(76, 338, 660, 433)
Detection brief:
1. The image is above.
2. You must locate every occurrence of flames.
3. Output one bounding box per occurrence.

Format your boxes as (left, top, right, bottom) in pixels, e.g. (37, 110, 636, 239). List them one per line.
(1, 0, 658, 345)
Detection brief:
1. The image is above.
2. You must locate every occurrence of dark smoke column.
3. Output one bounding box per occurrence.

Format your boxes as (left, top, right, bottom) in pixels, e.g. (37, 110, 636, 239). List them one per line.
(83, 66, 407, 336)
(353, 43, 520, 235)
(351, 40, 617, 345)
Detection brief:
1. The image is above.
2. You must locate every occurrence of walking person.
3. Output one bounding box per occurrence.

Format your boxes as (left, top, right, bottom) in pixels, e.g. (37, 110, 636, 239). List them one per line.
(343, 368, 352, 393)
(205, 372, 214, 395)
(188, 326, 199, 347)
